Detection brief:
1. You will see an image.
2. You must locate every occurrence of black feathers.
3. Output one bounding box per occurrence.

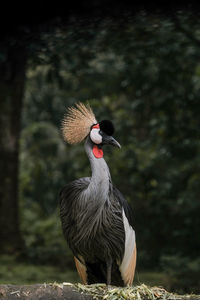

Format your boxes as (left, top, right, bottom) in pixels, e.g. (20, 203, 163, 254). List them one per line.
(99, 120, 115, 136)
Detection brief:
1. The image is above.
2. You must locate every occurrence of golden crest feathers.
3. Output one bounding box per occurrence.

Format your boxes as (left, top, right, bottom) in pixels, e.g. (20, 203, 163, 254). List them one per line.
(61, 102, 97, 144)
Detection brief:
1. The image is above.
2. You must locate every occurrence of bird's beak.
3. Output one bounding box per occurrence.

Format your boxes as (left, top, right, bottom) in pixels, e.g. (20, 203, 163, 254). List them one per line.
(102, 135, 121, 148)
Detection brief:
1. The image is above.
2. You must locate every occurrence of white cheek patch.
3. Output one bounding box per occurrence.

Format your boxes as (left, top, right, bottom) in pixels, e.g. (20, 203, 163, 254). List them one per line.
(90, 128, 102, 144)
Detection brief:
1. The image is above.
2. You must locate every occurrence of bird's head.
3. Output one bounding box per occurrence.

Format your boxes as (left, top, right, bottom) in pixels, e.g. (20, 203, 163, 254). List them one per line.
(89, 120, 120, 158)
(90, 120, 120, 148)
(61, 102, 121, 158)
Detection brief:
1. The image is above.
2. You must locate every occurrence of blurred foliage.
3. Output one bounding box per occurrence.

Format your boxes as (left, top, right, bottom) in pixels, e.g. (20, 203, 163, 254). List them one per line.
(0, 255, 78, 284)
(17, 12, 200, 292)
(160, 255, 200, 294)
(0, 255, 168, 289)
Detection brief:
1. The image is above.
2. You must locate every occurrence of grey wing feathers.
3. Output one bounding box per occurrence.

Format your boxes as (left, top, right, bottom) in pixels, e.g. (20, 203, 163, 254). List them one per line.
(59, 177, 90, 253)
(59, 177, 90, 206)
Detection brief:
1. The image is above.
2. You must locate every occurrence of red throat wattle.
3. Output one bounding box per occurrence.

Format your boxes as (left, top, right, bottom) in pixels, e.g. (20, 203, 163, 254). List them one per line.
(93, 145, 103, 158)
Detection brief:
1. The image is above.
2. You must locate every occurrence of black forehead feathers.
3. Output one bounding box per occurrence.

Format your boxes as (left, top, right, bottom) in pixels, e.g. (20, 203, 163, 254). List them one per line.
(99, 120, 115, 136)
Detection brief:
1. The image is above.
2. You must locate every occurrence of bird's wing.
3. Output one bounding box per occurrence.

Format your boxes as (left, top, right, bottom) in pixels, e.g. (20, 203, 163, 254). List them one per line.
(120, 209, 136, 285)
(113, 186, 134, 228)
(113, 186, 137, 286)
(74, 255, 87, 284)
(60, 178, 91, 284)
(59, 177, 90, 255)
(59, 177, 90, 206)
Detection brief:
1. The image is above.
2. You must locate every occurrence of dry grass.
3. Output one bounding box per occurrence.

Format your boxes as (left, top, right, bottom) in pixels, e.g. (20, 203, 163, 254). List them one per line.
(53, 282, 200, 300)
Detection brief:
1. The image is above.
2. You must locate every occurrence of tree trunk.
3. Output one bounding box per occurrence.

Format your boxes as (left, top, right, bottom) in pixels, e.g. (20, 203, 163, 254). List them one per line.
(0, 284, 93, 300)
(0, 284, 199, 300)
(0, 41, 27, 253)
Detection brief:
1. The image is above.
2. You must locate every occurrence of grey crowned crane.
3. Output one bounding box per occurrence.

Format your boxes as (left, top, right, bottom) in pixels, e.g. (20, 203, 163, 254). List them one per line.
(59, 103, 136, 286)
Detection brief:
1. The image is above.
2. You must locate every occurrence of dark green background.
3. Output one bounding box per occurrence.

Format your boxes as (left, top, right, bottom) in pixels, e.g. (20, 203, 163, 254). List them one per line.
(0, 8, 200, 294)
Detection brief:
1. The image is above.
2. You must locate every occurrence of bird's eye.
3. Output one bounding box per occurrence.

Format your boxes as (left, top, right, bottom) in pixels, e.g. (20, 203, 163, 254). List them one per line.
(90, 128, 102, 144)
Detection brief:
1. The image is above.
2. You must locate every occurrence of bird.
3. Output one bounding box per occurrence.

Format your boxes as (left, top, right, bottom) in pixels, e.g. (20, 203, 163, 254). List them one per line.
(59, 102, 136, 286)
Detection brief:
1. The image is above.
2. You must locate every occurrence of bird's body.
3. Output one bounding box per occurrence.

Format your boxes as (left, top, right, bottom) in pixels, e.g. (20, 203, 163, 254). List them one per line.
(59, 103, 136, 286)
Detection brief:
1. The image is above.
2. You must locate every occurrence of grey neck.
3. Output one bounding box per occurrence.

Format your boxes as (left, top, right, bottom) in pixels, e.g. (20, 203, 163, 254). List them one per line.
(84, 136, 111, 202)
